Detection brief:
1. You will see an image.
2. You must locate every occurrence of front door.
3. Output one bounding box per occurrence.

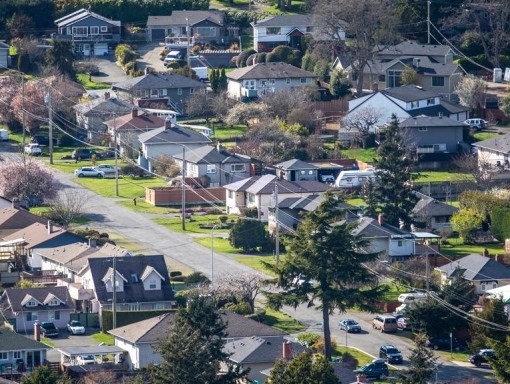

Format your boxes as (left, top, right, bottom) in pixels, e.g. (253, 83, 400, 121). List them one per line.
(83, 43, 90, 56)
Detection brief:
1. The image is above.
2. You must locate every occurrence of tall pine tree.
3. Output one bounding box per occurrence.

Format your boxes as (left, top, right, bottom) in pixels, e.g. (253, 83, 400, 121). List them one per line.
(373, 114, 418, 229)
(398, 334, 439, 384)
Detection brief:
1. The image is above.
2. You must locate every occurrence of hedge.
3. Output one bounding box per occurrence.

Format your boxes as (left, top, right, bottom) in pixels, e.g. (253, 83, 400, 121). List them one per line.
(490, 206, 510, 242)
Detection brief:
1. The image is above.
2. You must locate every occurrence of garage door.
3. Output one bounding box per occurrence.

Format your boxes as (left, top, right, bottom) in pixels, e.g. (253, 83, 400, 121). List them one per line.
(151, 29, 166, 42)
(94, 43, 108, 56)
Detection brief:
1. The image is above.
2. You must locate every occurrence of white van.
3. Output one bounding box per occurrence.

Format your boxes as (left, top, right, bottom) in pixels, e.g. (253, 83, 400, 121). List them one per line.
(334, 170, 376, 188)
(0, 129, 8, 141)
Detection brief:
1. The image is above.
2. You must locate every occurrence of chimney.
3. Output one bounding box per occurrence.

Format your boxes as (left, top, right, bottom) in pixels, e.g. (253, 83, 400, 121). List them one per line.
(378, 214, 384, 226)
(47, 220, 53, 234)
(282, 341, 292, 360)
(104, 92, 110, 100)
(371, 82, 378, 92)
(131, 108, 138, 118)
(356, 373, 367, 383)
(164, 117, 173, 130)
(89, 238, 97, 248)
(34, 321, 40, 341)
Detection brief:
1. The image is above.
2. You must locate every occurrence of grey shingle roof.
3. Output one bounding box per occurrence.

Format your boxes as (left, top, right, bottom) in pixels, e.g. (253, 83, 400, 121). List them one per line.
(350, 217, 410, 238)
(275, 159, 318, 170)
(112, 73, 206, 92)
(4, 222, 85, 249)
(139, 125, 212, 145)
(376, 41, 452, 57)
(87, 255, 174, 305)
(382, 85, 439, 102)
(0, 328, 50, 352)
(277, 195, 325, 211)
(0, 207, 47, 231)
(386, 56, 463, 77)
(473, 133, 510, 154)
(400, 116, 466, 128)
(227, 62, 316, 81)
(436, 254, 510, 281)
(73, 98, 133, 116)
(224, 336, 306, 364)
(147, 10, 225, 27)
(55, 8, 121, 27)
(254, 14, 313, 27)
(408, 100, 469, 117)
(413, 197, 458, 217)
(224, 175, 330, 195)
(173, 145, 251, 164)
(2, 286, 73, 312)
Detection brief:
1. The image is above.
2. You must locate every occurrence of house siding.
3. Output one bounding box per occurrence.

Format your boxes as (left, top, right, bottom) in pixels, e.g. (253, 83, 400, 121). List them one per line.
(143, 142, 207, 172)
(14, 309, 73, 332)
(403, 125, 463, 153)
(227, 77, 315, 100)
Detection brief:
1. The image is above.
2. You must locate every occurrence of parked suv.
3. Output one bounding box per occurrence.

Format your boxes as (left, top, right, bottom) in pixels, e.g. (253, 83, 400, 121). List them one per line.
(464, 118, 488, 131)
(379, 344, 403, 364)
(372, 315, 398, 333)
(72, 148, 100, 160)
(40, 322, 59, 338)
(353, 358, 389, 380)
(469, 349, 496, 367)
(426, 337, 463, 351)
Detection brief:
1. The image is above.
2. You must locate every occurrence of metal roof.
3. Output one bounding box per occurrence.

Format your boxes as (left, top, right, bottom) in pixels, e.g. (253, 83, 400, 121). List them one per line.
(58, 345, 126, 357)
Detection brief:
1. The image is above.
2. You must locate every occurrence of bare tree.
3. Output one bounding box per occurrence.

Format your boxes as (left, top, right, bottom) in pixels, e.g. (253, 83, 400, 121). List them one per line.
(213, 273, 265, 314)
(47, 190, 89, 229)
(185, 92, 213, 123)
(152, 154, 180, 178)
(342, 107, 382, 148)
(224, 102, 270, 128)
(210, 91, 234, 123)
(454, 75, 486, 115)
(453, 152, 493, 188)
(260, 88, 314, 121)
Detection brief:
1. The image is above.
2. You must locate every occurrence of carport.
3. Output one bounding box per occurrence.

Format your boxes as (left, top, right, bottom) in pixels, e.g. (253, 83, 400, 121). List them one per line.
(57, 345, 127, 367)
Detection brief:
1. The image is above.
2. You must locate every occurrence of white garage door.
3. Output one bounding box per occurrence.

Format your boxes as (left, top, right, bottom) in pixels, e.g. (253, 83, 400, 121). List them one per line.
(94, 43, 108, 56)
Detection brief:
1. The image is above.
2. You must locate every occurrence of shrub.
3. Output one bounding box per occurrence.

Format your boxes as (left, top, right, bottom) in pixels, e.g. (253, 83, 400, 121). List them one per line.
(296, 333, 321, 347)
(219, 215, 228, 224)
(184, 271, 210, 285)
(170, 271, 182, 277)
(174, 291, 188, 307)
(120, 164, 146, 177)
(115, 44, 137, 66)
(313, 336, 337, 354)
(224, 302, 251, 315)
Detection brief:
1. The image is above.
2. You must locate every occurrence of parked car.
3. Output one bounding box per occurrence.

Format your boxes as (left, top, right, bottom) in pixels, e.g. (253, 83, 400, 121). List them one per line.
(93, 164, 118, 173)
(379, 344, 403, 364)
(464, 118, 488, 131)
(74, 167, 104, 178)
(353, 358, 389, 380)
(339, 319, 362, 333)
(320, 174, 335, 183)
(397, 317, 411, 331)
(426, 337, 463, 351)
(77, 355, 95, 365)
(72, 148, 100, 160)
(372, 315, 398, 333)
(67, 320, 86, 335)
(98, 147, 117, 159)
(40, 322, 59, 338)
(469, 349, 496, 367)
(24, 143, 42, 156)
(0, 129, 9, 141)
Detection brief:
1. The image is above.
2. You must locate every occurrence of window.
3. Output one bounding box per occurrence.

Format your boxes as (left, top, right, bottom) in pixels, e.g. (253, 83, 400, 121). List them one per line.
(432, 76, 445, 87)
(410, 101, 419, 109)
(190, 88, 195, 95)
(13, 352, 21, 360)
(269, 79, 275, 85)
(247, 193, 255, 203)
(149, 279, 157, 289)
(266, 27, 281, 35)
(72, 26, 88, 36)
(378, 74, 386, 82)
(131, 274, 138, 283)
(259, 80, 268, 87)
(26, 301, 37, 307)
(231, 164, 246, 173)
(228, 190, 233, 199)
(418, 127, 428, 131)
(207, 164, 216, 174)
(100, 26, 108, 32)
(308, 170, 314, 175)
(306, 26, 314, 33)
(427, 98, 435, 105)
(196, 27, 216, 37)
(48, 311, 60, 321)
(160, 89, 167, 96)
(0, 352, 7, 361)
(481, 281, 497, 292)
(300, 78, 307, 84)
(48, 299, 60, 306)
(397, 240, 403, 247)
(154, 303, 165, 310)
(387, 70, 402, 88)
(300, 170, 306, 175)
(26, 312, 38, 322)
(135, 90, 148, 98)
(177, 88, 183, 95)
(151, 89, 159, 97)
(433, 144, 447, 152)
(90, 26, 99, 35)
(286, 78, 291, 84)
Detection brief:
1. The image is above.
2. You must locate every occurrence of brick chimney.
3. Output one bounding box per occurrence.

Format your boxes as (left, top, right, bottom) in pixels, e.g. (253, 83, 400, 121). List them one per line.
(378, 214, 384, 226)
(34, 321, 40, 341)
(104, 91, 110, 100)
(164, 117, 173, 130)
(47, 220, 53, 234)
(282, 341, 292, 360)
(131, 108, 138, 118)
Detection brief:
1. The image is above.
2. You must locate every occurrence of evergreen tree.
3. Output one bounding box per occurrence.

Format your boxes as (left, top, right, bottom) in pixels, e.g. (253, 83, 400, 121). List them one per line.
(45, 39, 75, 78)
(209, 69, 219, 93)
(491, 336, 510, 383)
(219, 68, 228, 91)
(264, 191, 385, 360)
(229, 219, 268, 252)
(470, 298, 509, 352)
(373, 115, 418, 229)
(361, 178, 378, 218)
(268, 351, 340, 384)
(398, 334, 439, 384)
(329, 69, 351, 98)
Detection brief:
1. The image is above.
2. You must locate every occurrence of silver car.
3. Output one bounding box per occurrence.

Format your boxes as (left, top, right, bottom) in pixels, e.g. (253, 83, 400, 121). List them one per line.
(339, 319, 362, 333)
(74, 167, 104, 178)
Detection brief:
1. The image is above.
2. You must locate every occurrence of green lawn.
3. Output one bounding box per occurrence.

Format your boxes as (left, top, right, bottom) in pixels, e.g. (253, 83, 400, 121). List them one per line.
(235, 254, 277, 276)
(435, 350, 470, 362)
(346, 198, 365, 207)
(28, 206, 91, 226)
(334, 346, 374, 366)
(117, 200, 180, 214)
(263, 308, 306, 333)
(154, 214, 235, 234)
(212, 124, 248, 141)
(91, 332, 114, 345)
(341, 148, 378, 163)
(195, 237, 239, 254)
(76, 73, 111, 90)
(382, 282, 409, 302)
(40, 337, 56, 348)
(441, 238, 504, 258)
(473, 132, 499, 141)
(416, 171, 475, 183)
(73, 176, 165, 199)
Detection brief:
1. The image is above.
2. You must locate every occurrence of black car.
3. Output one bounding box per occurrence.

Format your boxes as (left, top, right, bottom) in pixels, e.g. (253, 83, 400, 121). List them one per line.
(40, 322, 59, 338)
(353, 358, 389, 380)
(72, 148, 101, 160)
(469, 349, 496, 367)
(426, 337, 463, 351)
(379, 344, 403, 364)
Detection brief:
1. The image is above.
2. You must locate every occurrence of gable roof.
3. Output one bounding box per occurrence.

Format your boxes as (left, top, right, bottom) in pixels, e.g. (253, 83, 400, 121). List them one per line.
(254, 14, 314, 27)
(104, 110, 165, 130)
(473, 133, 510, 154)
(147, 10, 225, 27)
(87, 255, 174, 305)
(55, 8, 121, 27)
(108, 310, 285, 344)
(73, 97, 134, 116)
(227, 62, 316, 81)
(173, 145, 252, 164)
(3, 286, 73, 312)
(400, 115, 466, 128)
(0, 327, 50, 352)
(275, 159, 318, 170)
(381, 85, 439, 102)
(384, 56, 463, 77)
(3, 222, 84, 249)
(224, 336, 306, 364)
(139, 125, 212, 145)
(350, 216, 411, 238)
(408, 100, 469, 117)
(224, 175, 330, 195)
(376, 41, 453, 57)
(412, 196, 458, 217)
(112, 72, 206, 92)
(0, 207, 47, 233)
(436, 254, 510, 281)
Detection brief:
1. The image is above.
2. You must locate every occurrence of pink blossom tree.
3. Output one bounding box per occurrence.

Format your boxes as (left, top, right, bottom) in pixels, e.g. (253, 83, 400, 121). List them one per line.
(0, 76, 21, 129)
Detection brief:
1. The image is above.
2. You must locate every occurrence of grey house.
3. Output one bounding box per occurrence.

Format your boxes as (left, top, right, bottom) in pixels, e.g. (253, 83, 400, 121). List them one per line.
(112, 72, 206, 114)
(0, 286, 75, 333)
(0, 327, 50, 372)
(73, 92, 134, 143)
(0, 41, 9, 68)
(473, 133, 510, 169)
(274, 159, 318, 182)
(172, 145, 255, 187)
(54, 8, 121, 57)
(226, 62, 317, 100)
(412, 194, 458, 231)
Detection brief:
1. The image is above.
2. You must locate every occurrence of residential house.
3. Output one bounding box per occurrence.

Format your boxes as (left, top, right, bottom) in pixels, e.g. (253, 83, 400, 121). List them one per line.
(138, 124, 211, 172)
(0, 286, 74, 332)
(412, 193, 458, 232)
(147, 10, 237, 45)
(0, 41, 10, 68)
(252, 14, 345, 52)
(0, 327, 50, 372)
(172, 144, 257, 187)
(54, 8, 121, 57)
(224, 174, 330, 220)
(3, 221, 85, 271)
(226, 62, 317, 100)
(0, 207, 47, 238)
(77, 255, 175, 315)
(108, 310, 286, 370)
(399, 115, 466, 168)
(73, 92, 134, 143)
(224, 336, 306, 383)
(274, 159, 318, 182)
(472, 133, 510, 169)
(112, 72, 207, 114)
(436, 254, 510, 294)
(104, 108, 167, 157)
(486, 284, 510, 320)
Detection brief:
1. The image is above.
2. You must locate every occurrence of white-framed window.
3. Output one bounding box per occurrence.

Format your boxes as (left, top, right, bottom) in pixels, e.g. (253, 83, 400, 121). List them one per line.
(387, 70, 402, 88)
(149, 279, 157, 289)
(177, 88, 183, 95)
(151, 89, 159, 97)
(481, 281, 497, 291)
(135, 90, 149, 98)
(259, 80, 268, 87)
(266, 27, 281, 35)
(207, 164, 216, 174)
(427, 98, 435, 105)
(247, 193, 255, 203)
(196, 27, 216, 37)
(100, 26, 108, 32)
(228, 190, 233, 199)
(160, 89, 167, 96)
(49, 299, 60, 306)
(300, 78, 307, 84)
(286, 78, 291, 84)
(269, 79, 275, 85)
(48, 311, 60, 321)
(0, 352, 7, 360)
(231, 164, 246, 173)
(90, 26, 99, 35)
(72, 26, 88, 36)
(418, 127, 428, 131)
(432, 76, 445, 87)
(433, 144, 447, 152)
(397, 240, 403, 247)
(410, 101, 419, 108)
(26, 312, 38, 322)
(26, 301, 37, 307)
(13, 351, 22, 360)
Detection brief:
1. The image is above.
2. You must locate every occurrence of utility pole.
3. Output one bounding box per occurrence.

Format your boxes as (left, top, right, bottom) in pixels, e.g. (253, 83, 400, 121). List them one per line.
(274, 182, 280, 264)
(113, 114, 119, 197)
(427, 0, 431, 44)
(181, 146, 186, 231)
(45, 90, 54, 164)
(112, 256, 117, 329)
(21, 74, 26, 147)
(186, 17, 191, 67)
(425, 252, 430, 293)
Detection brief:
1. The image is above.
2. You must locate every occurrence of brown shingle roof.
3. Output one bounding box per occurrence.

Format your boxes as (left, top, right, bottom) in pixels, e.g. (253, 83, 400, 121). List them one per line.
(3, 222, 83, 249)
(227, 62, 316, 81)
(0, 207, 47, 231)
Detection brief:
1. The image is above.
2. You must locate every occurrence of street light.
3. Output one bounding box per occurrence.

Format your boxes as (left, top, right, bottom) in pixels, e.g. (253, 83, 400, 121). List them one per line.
(211, 224, 219, 285)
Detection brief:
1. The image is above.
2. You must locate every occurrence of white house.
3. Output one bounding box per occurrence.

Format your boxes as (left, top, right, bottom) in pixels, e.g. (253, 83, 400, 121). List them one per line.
(252, 14, 345, 52)
(226, 62, 317, 100)
(472, 133, 510, 169)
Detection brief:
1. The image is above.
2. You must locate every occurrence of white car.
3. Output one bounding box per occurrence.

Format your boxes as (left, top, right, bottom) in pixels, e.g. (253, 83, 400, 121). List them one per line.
(93, 164, 118, 173)
(77, 355, 95, 365)
(74, 167, 104, 178)
(464, 118, 488, 131)
(24, 143, 42, 156)
(67, 320, 86, 335)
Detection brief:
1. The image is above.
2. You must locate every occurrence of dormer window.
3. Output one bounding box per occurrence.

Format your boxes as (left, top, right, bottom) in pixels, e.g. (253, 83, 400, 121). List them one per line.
(131, 274, 139, 283)
(26, 301, 37, 307)
(427, 98, 435, 105)
(149, 279, 157, 290)
(48, 299, 60, 306)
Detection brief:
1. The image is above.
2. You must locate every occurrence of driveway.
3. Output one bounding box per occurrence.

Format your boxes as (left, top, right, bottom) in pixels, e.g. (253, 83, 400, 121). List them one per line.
(89, 56, 129, 85)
